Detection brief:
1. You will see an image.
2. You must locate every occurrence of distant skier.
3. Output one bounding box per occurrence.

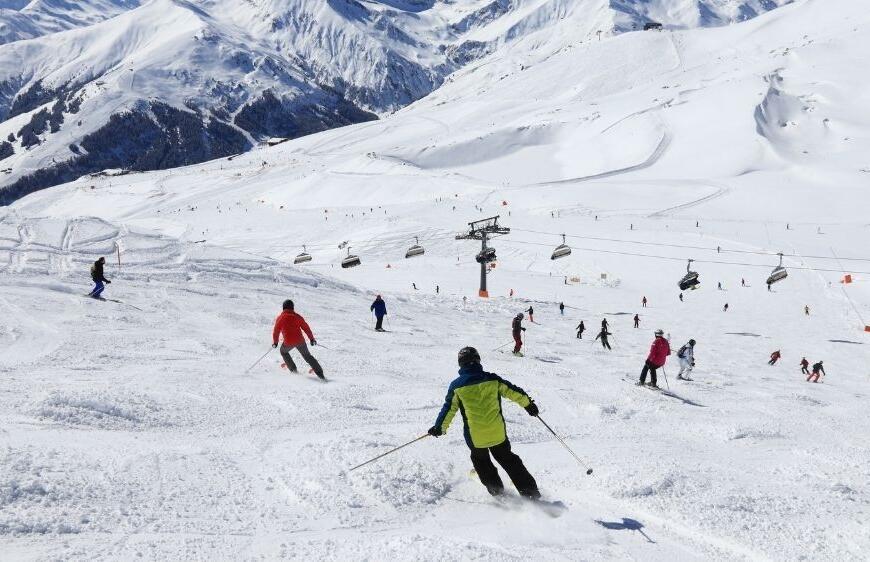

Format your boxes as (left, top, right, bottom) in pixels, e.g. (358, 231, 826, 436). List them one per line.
(576, 320, 585, 339)
(601, 317, 609, 331)
(800, 357, 809, 374)
(88, 257, 111, 299)
(638, 330, 671, 388)
(509, 289, 514, 297)
(768, 350, 781, 366)
(723, 303, 729, 312)
(679, 293, 683, 302)
(370, 295, 387, 332)
(676, 339, 696, 380)
(412, 282, 418, 290)
(512, 313, 526, 356)
(559, 302, 565, 315)
(741, 278, 745, 287)
(428, 347, 541, 499)
(807, 361, 825, 383)
(633, 314, 640, 328)
(718, 282, 722, 290)
(526, 306, 534, 323)
(804, 305, 810, 316)
(642, 296, 647, 308)
(436, 285, 440, 294)
(272, 299, 324, 379)
(594, 326, 612, 350)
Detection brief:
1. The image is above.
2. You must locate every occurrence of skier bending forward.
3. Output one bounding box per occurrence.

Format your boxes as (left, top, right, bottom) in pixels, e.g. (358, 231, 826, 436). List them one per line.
(272, 299, 324, 379)
(428, 347, 541, 499)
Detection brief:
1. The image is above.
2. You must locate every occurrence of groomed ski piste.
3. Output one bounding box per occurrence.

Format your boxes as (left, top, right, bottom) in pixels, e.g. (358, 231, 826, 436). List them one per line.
(2, 0, 870, 560)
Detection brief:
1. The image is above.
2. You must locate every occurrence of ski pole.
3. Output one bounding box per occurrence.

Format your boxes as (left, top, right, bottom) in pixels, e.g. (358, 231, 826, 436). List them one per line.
(661, 366, 670, 391)
(245, 347, 274, 374)
(537, 416, 593, 475)
(349, 434, 430, 472)
(314, 342, 333, 350)
(492, 341, 514, 352)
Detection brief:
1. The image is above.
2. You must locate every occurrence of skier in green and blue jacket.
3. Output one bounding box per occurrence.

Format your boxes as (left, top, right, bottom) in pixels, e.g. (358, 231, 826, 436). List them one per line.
(428, 347, 541, 499)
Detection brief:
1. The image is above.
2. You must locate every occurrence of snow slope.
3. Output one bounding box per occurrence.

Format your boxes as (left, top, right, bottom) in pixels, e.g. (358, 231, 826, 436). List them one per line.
(2, 0, 869, 559)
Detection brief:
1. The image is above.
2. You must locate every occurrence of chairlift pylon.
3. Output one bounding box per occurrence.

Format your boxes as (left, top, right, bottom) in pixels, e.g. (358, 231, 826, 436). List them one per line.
(551, 234, 571, 260)
(678, 259, 700, 290)
(405, 236, 425, 259)
(294, 245, 312, 264)
(766, 253, 788, 285)
(341, 246, 361, 269)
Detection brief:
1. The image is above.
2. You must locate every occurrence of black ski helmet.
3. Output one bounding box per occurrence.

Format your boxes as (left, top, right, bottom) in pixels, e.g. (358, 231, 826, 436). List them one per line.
(458, 346, 481, 368)
(282, 299, 294, 310)
(689, 339, 696, 346)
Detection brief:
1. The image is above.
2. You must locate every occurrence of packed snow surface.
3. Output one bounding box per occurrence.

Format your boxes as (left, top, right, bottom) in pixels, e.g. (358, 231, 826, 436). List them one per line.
(2, 0, 869, 559)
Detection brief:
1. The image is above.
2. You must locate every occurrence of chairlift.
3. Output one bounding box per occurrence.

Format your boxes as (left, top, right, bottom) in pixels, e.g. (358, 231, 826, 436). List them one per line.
(766, 253, 788, 286)
(476, 247, 497, 264)
(678, 259, 700, 290)
(551, 234, 572, 260)
(341, 247, 361, 269)
(405, 237, 425, 259)
(294, 245, 312, 264)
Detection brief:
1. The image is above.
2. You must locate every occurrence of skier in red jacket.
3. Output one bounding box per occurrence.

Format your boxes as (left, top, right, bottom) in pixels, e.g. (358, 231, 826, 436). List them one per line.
(638, 329, 671, 388)
(272, 299, 324, 379)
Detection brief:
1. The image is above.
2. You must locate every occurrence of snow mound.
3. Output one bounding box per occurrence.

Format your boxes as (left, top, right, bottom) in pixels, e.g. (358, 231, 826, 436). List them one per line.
(31, 390, 169, 430)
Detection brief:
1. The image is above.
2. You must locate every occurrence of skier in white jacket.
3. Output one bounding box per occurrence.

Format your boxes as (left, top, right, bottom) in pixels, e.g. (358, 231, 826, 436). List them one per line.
(676, 339, 696, 380)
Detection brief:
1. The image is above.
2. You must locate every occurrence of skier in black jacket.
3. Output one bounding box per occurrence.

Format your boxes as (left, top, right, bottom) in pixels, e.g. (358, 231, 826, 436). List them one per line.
(88, 257, 111, 299)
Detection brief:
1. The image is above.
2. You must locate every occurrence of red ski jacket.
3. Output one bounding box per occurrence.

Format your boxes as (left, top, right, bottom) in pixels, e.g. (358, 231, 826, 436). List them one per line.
(272, 310, 315, 347)
(647, 337, 671, 367)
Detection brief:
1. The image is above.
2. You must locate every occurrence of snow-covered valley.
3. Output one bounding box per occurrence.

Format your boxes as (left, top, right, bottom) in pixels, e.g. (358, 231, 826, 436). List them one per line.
(2, 0, 869, 559)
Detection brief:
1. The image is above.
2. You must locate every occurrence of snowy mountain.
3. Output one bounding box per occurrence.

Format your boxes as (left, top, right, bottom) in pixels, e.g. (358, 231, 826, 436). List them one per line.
(2, 0, 868, 559)
(0, 0, 792, 204)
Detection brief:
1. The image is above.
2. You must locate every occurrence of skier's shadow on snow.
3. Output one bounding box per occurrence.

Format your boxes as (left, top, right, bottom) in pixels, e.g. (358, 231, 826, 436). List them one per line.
(660, 390, 706, 407)
(595, 518, 655, 543)
(828, 339, 863, 345)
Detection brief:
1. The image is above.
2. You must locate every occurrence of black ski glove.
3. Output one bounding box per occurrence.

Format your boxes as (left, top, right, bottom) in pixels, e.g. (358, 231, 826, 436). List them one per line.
(521, 327, 526, 332)
(105, 279, 111, 284)
(525, 401, 539, 417)
(310, 339, 317, 346)
(272, 343, 278, 348)
(428, 425, 442, 437)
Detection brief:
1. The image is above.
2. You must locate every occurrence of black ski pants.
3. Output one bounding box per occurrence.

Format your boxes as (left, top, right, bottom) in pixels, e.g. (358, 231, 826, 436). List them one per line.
(600, 337, 611, 350)
(280, 343, 324, 379)
(375, 315, 384, 330)
(639, 360, 659, 385)
(470, 439, 539, 499)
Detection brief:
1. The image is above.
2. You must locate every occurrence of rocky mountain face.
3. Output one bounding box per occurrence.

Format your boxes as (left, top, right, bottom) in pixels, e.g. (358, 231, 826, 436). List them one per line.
(0, 0, 790, 204)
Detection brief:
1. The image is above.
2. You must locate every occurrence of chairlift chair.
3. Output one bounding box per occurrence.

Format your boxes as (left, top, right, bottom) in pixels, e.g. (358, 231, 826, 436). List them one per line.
(766, 253, 788, 285)
(476, 247, 497, 264)
(678, 259, 700, 290)
(294, 245, 312, 264)
(405, 237, 425, 259)
(341, 247, 361, 269)
(551, 234, 572, 260)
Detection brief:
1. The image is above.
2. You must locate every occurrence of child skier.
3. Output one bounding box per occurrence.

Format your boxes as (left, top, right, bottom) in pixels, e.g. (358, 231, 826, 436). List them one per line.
(676, 339, 696, 380)
(800, 357, 809, 374)
(526, 306, 534, 323)
(559, 302, 565, 315)
(638, 330, 671, 388)
(272, 299, 324, 379)
(576, 320, 585, 339)
(428, 347, 541, 499)
(633, 314, 640, 328)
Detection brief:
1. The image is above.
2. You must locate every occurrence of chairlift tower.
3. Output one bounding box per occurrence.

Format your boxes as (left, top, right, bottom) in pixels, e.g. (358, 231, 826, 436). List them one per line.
(455, 215, 510, 297)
